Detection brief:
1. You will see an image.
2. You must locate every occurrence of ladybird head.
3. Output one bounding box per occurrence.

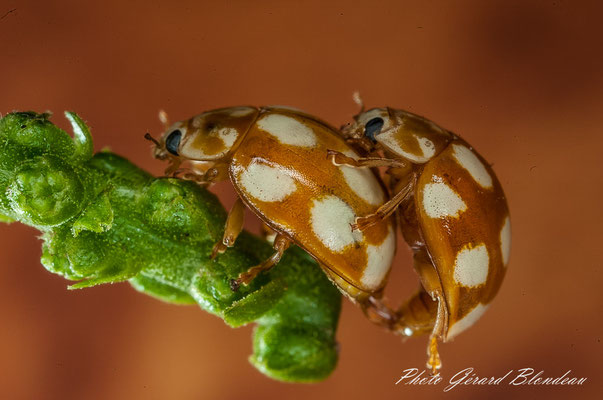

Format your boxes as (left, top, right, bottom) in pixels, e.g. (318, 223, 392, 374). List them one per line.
(344, 108, 451, 163)
(151, 107, 258, 162)
(341, 108, 392, 152)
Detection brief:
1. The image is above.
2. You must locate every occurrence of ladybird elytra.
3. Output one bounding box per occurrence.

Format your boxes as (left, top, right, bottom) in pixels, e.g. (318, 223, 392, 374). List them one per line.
(333, 106, 510, 372)
(150, 106, 397, 306)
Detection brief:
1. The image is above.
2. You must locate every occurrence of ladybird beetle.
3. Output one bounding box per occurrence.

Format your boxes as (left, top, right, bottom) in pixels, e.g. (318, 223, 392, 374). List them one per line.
(146, 106, 397, 308)
(329, 106, 510, 372)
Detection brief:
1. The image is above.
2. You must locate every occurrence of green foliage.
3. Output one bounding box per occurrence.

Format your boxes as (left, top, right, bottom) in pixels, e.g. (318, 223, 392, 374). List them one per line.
(0, 111, 341, 383)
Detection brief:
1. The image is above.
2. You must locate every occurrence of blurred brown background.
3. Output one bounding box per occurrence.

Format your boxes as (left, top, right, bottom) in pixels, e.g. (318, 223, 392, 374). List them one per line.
(1, 0, 602, 399)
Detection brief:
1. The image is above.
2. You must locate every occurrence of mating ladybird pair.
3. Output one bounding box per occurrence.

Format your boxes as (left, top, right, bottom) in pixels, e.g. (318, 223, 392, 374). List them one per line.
(146, 102, 510, 372)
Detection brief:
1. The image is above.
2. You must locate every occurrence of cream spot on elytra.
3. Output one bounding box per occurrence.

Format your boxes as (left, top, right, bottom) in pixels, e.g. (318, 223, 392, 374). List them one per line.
(239, 162, 296, 202)
(339, 162, 385, 206)
(257, 114, 317, 147)
(500, 216, 511, 266)
(446, 304, 489, 340)
(218, 127, 238, 148)
(310, 196, 363, 252)
(452, 144, 493, 189)
(422, 181, 467, 219)
(361, 225, 395, 289)
(453, 243, 489, 287)
(417, 136, 435, 159)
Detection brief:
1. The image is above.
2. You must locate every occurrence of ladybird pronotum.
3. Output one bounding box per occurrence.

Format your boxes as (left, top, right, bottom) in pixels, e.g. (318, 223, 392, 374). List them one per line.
(332, 106, 510, 372)
(148, 106, 397, 307)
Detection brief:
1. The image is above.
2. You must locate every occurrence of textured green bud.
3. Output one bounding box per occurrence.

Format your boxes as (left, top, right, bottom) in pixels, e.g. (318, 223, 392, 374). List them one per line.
(6, 156, 84, 226)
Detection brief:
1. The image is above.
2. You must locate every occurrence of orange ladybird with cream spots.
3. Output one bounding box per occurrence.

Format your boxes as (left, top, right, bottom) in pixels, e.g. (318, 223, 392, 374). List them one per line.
(149, 106, 396, 304)
(333, 107, 510, 371)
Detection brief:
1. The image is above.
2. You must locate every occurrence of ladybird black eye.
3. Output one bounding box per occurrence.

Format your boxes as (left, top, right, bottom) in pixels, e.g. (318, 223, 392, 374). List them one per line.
(364, 117, 384, 142)
(165, 129, 182, 156)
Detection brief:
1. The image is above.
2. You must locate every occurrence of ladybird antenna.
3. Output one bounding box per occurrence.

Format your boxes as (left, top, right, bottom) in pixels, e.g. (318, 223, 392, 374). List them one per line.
(352, 91, 365, 113)
(144, 132, 161, 147)
(158, 109, 170, 130)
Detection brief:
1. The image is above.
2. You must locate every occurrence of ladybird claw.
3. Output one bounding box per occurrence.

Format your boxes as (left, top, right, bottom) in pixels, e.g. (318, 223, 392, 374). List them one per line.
(170, 168, 185, 178)
(427, 336, 442, 375)
(353, 215, 380, 232)
(211, 241, 227, 260)
(326, 149, 339, 165)
(326, 149, 353, 167)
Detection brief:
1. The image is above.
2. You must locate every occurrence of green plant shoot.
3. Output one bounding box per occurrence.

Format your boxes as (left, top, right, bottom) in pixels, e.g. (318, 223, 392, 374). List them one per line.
(0, 111, 342, 383)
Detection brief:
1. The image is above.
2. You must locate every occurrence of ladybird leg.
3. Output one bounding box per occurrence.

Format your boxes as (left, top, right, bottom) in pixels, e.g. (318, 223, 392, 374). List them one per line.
(211, 198, 245, 259)
(230, 234, 291, 291)
(327, 150, 406, 169)
(164, 158, 183, 176)
(260, 223, 277, 243)
(173, 163, 229, 185)
(411, 249, 449, 339)
(172, 168, 209, 185)
(200, 162, 230, 184)
(360, 295, 399, 330)
(427, 336, 442, 375)
(352, 179, 414, 231)
(396, 248, 448, 374)
(395, 289, 444, 374)
(415, 251, 448, 374)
